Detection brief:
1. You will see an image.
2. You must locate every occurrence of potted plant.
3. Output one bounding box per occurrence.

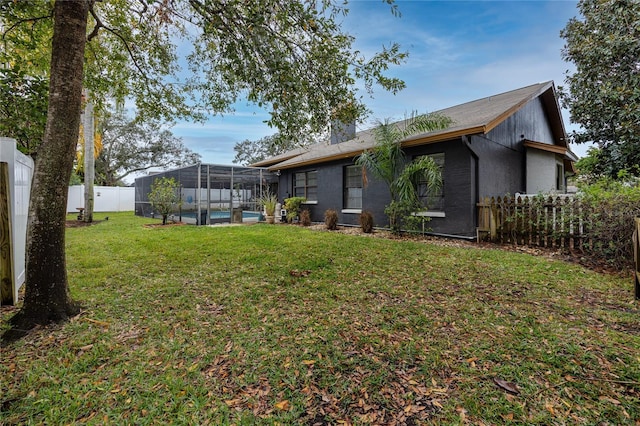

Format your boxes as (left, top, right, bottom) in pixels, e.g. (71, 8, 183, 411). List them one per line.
(259, 191, 279, 224)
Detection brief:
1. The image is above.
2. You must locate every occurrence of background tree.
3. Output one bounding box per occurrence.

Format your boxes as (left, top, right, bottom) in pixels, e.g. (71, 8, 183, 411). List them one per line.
(2, 0, 409, 332)
(356, 113, 451, 232)
(233, 131, 329, 166)
(560, 0, 640, 178)
(0, 1, 52, 156)
(148, 177, 181, 225)
(0, 70, 48, 155)
(233, 134, 297, 166)
(92, 112, 200, 186)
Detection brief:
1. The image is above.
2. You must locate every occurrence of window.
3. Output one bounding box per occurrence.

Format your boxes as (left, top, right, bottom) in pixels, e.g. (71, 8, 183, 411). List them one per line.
(417, 153, 444, 211)
(294, 170, 317, 201)
(556, 163, 565, 191)
(343, 165, 362, 210)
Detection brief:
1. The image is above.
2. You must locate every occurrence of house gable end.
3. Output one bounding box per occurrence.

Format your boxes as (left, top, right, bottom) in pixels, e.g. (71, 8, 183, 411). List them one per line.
(485, 95, 556, 150)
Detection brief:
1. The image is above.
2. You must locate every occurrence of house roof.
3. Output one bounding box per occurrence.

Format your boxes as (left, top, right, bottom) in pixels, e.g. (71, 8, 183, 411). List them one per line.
(254, 81, 570, 171)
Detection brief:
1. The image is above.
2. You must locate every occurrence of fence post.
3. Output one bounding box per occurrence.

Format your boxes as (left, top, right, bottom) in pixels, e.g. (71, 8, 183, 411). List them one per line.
(490, 197, 497, 241)
(0, 162, 13, 305)
(633, 217, 640, 300)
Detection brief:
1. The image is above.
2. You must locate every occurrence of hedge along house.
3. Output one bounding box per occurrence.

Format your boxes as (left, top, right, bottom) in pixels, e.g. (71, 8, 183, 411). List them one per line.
(253, 81, 578, 238)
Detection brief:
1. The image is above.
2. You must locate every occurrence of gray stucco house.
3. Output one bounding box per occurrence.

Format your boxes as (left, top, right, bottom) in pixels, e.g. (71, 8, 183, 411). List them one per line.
(253, 81, 577, 238)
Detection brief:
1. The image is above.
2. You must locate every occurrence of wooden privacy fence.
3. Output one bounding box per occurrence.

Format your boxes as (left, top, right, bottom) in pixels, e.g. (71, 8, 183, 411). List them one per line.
(477, 195, 586, 248)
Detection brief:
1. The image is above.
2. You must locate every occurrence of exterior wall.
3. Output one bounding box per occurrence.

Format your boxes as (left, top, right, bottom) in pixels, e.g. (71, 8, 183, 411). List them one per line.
(526, 149, 562, 193)
(487, 96, 555, 147)
(468, 132, 525, 198)
(405, 139, 475, 236)
(473, 96, 557, 198)
(278, 158, 388, 226)
(278, 138, 478, 237)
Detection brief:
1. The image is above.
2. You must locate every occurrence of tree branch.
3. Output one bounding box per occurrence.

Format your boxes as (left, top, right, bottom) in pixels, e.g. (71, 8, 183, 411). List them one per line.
(87, 2, 103, 42)
(1, 14, 53, 41)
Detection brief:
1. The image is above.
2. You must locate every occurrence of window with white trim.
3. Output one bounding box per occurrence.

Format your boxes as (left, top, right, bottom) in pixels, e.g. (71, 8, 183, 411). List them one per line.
(343, 165, 362, 209)
(417, 153, 444, 211)
(294, 170, 317, 201)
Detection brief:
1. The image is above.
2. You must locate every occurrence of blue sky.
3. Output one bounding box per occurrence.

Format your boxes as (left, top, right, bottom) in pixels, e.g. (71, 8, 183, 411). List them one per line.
(170, 0, 583, 165)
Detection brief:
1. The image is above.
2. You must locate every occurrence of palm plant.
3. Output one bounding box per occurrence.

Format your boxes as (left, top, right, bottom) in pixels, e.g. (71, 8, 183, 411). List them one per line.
(356, 112, 452, 231)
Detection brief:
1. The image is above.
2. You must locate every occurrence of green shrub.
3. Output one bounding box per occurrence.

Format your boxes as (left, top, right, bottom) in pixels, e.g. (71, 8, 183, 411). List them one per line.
(577, 177, 640, 269)
(359, 211, 374, 233)
(283, 197, 306, 223)
(300, 209, 311, 226)
(403, 213, 432, 235)
(324, 209, 338, 230)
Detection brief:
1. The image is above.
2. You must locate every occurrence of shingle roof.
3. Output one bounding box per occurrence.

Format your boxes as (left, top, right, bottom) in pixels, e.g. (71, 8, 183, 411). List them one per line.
(255, 81, 567, 170)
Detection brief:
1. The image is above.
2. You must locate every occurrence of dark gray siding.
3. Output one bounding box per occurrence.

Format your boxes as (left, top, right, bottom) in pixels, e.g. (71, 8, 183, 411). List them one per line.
(467, 132, 524, 198)
(404, 139, 475, 236)
(471, 96, 555, 198)
(279, 159, 391, 228)
(278, 138, 478, 236)
(486, 97, 555, 147)
(275, 97, 556, 237)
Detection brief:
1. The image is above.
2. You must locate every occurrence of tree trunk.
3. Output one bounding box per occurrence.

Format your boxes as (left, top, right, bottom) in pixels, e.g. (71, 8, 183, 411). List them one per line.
(83, 89, 95, 223)
(10, 0, 88, 329)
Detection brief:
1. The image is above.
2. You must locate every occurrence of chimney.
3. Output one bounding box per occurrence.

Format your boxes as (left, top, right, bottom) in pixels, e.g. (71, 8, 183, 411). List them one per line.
(330, 120, 356, 144)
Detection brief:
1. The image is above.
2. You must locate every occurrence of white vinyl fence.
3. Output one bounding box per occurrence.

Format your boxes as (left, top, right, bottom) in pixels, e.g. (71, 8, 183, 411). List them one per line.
(67, 185, 134, 213)
(0, 137, 134, 305)
(1, 138, 34, 305)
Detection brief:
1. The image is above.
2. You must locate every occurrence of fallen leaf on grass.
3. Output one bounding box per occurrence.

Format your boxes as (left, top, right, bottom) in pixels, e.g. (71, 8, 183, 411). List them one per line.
(83, 318, 109, 327)
(456, 406, 467, 421)
(275, 400, 291, 410)
(225, 398, 242, 407)
(599, 395, 621, 405)
(302, 359, 316, 365)
(493, 377, 520, 395)
(289, 269, 311, 277)
(501, 412, 514, 421)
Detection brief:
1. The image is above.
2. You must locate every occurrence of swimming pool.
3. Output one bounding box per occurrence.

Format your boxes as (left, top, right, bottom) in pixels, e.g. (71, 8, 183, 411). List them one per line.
(180, 210, 262, 223)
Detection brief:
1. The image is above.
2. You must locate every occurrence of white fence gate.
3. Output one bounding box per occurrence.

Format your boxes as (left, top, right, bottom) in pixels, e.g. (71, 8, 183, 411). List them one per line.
(1, 138, 34, 305)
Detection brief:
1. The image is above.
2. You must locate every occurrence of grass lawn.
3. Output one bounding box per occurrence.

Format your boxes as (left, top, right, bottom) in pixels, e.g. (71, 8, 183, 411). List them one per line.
(2, 212, 639, 425)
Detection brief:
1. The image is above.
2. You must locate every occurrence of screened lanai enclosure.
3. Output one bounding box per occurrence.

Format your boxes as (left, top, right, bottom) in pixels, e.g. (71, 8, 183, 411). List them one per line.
(135, 164, 278, 225)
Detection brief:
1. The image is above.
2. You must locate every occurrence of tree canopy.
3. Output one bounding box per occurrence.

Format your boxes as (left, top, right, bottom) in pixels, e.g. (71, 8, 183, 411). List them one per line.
(560, 0, 640, 178)
(93, 113, 200, 186)
(0, 69, 48, 155)
(2, 0, 408, 142)
(233, 134, 291, 166)
(233, 132, 329, 166)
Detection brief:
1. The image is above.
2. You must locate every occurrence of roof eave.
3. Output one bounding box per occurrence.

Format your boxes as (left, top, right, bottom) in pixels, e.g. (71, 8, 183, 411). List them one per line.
(268, 149, 368, 171)
(401, 127, 485, 148)
(251, 153, 302, 168)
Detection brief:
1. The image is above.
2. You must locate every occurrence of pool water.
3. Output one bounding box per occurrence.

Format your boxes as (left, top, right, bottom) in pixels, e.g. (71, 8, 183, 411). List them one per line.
(181, 210, 262, 220)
